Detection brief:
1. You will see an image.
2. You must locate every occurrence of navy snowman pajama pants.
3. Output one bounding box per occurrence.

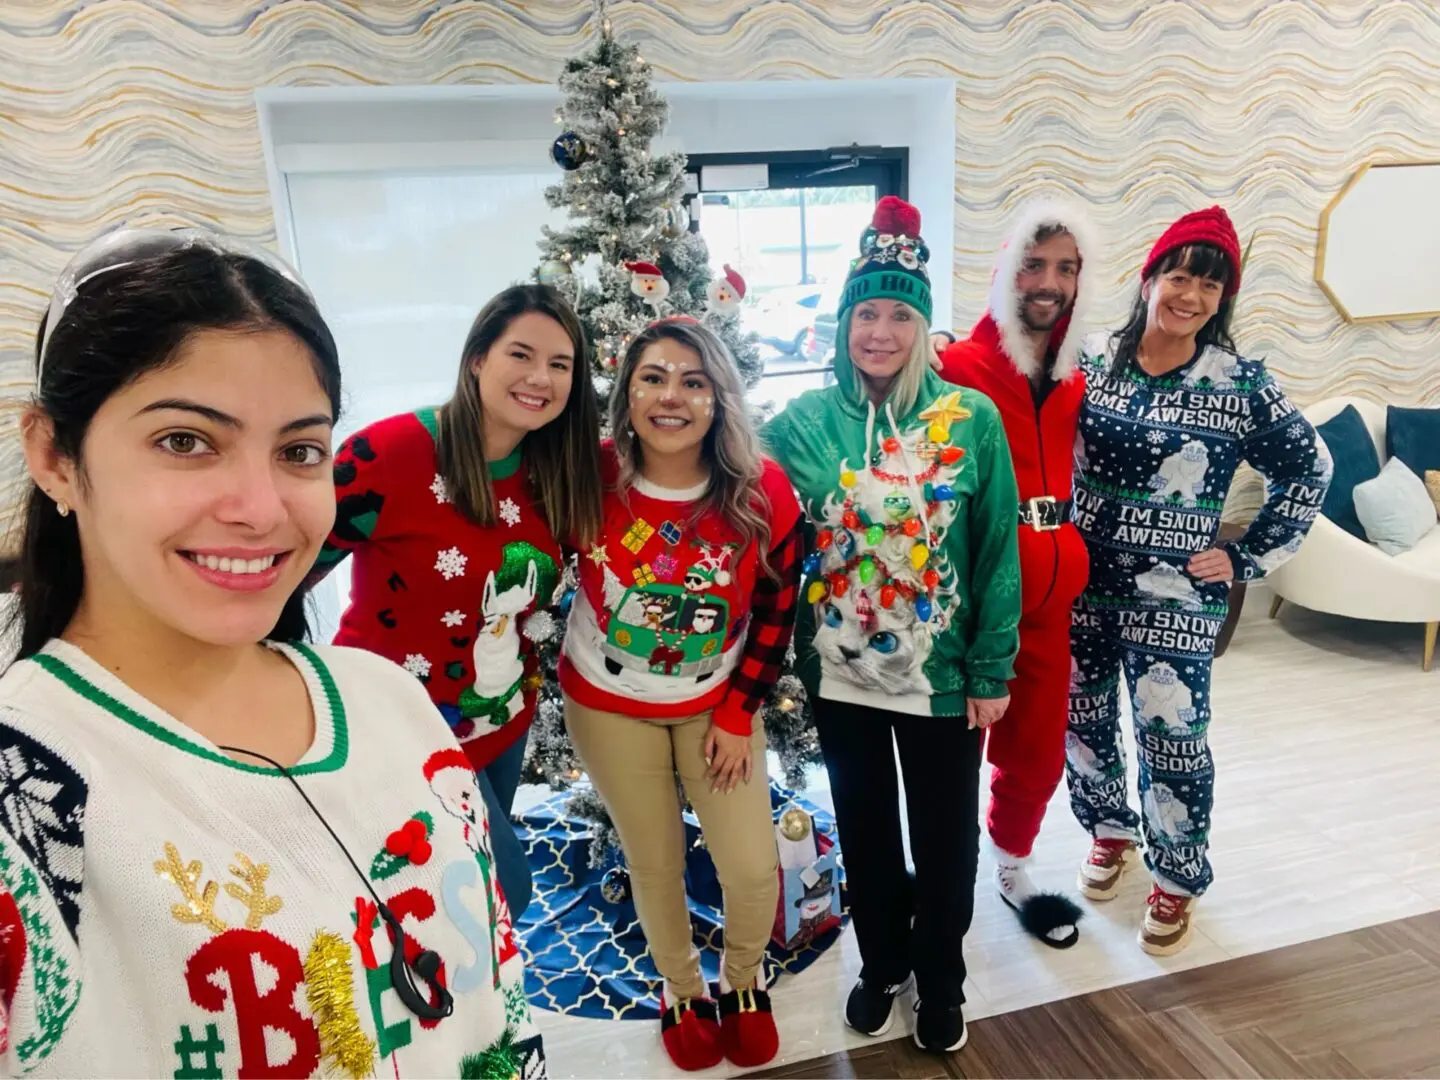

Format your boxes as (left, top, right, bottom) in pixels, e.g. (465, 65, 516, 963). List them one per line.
(1066, 559, 1223, 896)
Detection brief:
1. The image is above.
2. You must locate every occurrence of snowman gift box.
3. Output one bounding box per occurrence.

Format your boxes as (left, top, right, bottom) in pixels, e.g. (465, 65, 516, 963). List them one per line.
(771, 806, 842, 951)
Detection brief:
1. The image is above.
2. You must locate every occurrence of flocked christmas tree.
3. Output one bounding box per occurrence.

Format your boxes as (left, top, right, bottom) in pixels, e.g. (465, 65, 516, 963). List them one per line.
(523, 1, 822, 866)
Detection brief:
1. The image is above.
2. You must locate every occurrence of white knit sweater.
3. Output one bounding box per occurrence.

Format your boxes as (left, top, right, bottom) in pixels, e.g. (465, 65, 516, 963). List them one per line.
(0, 639, 543, 1079)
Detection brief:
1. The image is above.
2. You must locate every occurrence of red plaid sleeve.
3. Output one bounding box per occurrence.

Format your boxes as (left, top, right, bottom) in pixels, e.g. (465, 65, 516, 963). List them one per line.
(711, 518, 803, 736)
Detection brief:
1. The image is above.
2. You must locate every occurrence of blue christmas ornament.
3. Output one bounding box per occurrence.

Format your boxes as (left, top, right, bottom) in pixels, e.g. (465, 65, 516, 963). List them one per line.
(915, 595, 933, 622)
(933, 484, 956, 502)
(836, 529, 855, 558)
(559, 587, 576, 615)
(803, 551, 822, 575)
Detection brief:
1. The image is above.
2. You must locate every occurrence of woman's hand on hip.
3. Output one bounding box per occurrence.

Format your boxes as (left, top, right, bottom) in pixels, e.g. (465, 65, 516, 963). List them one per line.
(704, 724, 753, 793)
(967, 694, 1010, 730)
(1187, 548, 1235, 583)
(928, 334, 950, 370)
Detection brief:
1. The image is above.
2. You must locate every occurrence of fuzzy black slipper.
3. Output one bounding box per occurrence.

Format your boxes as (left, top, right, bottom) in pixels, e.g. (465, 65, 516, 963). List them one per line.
(1002, 891, 1083, 950)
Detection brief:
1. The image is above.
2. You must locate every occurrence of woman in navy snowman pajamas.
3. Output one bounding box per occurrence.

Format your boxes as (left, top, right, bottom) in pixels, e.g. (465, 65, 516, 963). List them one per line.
(1066, 207, 1332, 955)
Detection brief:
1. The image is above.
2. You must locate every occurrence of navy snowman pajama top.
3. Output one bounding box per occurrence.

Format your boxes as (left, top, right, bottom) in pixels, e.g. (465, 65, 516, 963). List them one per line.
(1066, 331, 1333, 896)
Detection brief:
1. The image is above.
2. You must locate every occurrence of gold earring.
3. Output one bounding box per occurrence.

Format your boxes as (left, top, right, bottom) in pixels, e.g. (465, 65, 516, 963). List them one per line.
(55, 499, 69, 518)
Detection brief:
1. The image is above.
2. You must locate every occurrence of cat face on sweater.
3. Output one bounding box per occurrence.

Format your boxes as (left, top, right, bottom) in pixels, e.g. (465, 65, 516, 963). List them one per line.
(812, 585, 931, 694)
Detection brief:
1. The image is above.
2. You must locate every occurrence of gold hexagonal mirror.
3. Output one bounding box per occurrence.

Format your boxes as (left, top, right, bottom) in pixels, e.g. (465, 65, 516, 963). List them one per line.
(1316, 161, 1440, 323)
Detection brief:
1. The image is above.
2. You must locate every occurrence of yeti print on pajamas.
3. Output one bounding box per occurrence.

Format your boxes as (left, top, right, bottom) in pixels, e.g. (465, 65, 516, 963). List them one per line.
(1143, 781, 1193, 842)
(1133, 562, 1202, 609)
(1255, 533, 1304, 574)
(1065, 730, 1106, 780)
(1183, 346, 1239, 390)
(1149, 439, 1210, 506)
(1134, 661, 1197, 733)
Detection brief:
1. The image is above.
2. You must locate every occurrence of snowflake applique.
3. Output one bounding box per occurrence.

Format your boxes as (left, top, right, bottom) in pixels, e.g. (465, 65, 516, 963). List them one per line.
(1115, 553, 1137, 568)
(1287, 422, 1306, 438)
(499, 497, 522, 527)
(430, 473, 450, 504)
(403, 654, 432, 679)
(435, 547, 468, 580)
(1146, 430, 1166, 445)
(1186, 665, 1196, 673)
(441, 610, 466, 627)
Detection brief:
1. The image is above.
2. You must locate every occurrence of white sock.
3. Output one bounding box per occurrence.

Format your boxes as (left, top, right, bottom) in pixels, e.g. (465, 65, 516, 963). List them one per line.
(718, 955, 764, 995)
(995, 851, 1076, 943)
(664, 977, 706, 1003)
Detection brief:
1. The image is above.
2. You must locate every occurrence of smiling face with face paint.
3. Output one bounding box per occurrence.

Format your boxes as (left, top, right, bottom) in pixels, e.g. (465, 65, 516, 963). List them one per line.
(626, 336, 715, 473)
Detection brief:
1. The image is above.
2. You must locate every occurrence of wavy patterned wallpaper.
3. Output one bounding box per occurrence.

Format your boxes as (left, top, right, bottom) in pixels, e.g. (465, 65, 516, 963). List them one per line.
(2, 0, 1439, 531)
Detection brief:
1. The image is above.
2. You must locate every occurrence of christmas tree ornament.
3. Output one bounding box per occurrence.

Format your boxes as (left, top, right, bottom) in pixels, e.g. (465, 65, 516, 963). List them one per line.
(835, 528, 855, 559)
(915, 595, 933, 622)
(816, 530, 834, 550)
(802, 551, 822, 575)
(538, 259, 571, 285)
(858, 558, 876, 584)
(903, 518, 923, 537)
(841, 510, 860, 529)
(941, 446, 964, 464)
(778, 806, 812, 842)
(705, 264, 747, 311)
(625, 260, 670, 309)
(806, 580, 828, 605)
(923, 568, 941, 588)
(865, 524, 885, 545)
(601, 866, 632, 904)
(933, 484, 956, 502)
(550, 131, 591, 170)
(880, 584, 898, 608)
(910, 543, 929, 570)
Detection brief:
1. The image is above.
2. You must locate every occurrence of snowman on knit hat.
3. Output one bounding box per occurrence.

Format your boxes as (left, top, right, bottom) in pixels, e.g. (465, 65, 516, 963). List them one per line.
(424, 747, 491, 858)
(626, 261, 670, 311)
(706, 264, 747, 311)
(683, 544, 733, 593)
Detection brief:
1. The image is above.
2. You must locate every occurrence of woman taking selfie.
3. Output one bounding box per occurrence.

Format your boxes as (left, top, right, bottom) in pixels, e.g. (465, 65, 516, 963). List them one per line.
(1067, 207, 1330, 954)
(309, 284, 604, 917)
(560, 317, 801, 1071)
(0, 228, 543, 1076)
(765, 197, 1021, 1054)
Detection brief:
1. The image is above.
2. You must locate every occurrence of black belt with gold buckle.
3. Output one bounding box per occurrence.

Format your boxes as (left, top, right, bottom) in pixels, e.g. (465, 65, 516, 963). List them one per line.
(1019, 496, 1071, 532)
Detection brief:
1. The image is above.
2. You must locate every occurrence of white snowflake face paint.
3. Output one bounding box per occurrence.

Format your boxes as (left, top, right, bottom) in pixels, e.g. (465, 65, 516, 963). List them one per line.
(629, 338, 715, 461)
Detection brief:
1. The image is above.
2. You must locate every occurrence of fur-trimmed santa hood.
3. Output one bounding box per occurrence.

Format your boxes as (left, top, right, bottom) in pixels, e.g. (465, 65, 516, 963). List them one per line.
(987, 197, 1100, 383)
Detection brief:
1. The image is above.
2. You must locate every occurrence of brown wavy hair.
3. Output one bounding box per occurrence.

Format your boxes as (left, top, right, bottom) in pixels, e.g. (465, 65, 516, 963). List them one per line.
(609, 320, 777, 577)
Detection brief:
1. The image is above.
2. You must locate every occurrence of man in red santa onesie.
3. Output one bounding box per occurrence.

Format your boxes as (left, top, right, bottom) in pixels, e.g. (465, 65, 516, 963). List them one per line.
(931, 199, 1098, 948)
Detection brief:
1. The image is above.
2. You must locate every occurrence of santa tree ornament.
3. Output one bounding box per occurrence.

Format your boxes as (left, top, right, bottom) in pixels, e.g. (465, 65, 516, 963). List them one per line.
(706, 264, 746, 311)
(626, 261, 670, 310)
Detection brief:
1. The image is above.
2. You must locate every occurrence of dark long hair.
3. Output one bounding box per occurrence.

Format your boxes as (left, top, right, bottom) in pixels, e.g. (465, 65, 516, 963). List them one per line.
(1109, 242, 1237, 375)
(9, 244, 341, 661)
(437, 284, 603, 547)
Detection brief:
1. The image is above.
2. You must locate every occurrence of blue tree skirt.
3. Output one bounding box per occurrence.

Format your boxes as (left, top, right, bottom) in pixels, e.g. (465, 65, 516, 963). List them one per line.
(514, 781, 848, 1019)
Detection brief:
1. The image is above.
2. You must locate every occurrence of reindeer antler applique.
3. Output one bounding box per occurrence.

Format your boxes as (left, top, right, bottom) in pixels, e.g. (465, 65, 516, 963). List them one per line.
(155, 842, 228, 934)
(226, 852, 285, 930)
(154, 844, 285, 934)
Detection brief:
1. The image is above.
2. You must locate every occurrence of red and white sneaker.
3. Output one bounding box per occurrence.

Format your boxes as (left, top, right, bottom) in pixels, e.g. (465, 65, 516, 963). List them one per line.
(1138, 884, 1197, 956)
(1077, 838, 1136, 901)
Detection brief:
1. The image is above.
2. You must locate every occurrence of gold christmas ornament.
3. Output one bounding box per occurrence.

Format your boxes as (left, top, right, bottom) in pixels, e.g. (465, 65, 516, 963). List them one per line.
(779, 806, 811, 843)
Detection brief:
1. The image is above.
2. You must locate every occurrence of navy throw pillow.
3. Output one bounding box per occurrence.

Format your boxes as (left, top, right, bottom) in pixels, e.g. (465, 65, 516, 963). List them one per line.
(1386, 406, 1440, 479)
(1314, 404, 1381, 540)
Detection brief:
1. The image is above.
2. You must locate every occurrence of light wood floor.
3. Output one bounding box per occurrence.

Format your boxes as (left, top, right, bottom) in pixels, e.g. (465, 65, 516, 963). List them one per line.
(529, 584, 1440, 1078)
(749, 910, 1440, 1079)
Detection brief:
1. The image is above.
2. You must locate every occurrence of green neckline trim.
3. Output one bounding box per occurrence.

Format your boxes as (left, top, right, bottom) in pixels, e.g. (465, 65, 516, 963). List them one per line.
(414, 407, 441, 442)
(29, 642, 350, 777)
(413, 408, 522, 480)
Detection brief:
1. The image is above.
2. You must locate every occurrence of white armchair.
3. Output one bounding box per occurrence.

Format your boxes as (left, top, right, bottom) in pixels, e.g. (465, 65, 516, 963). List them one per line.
(1266, 396, 1440, 671)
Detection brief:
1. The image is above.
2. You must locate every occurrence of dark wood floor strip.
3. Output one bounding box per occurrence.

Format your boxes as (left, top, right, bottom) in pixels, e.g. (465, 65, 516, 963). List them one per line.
(749, 911, 1440, 1080)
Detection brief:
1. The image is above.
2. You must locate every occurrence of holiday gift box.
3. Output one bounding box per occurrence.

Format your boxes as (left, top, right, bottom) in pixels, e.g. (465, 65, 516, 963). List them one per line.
(771, 806, 842, 951)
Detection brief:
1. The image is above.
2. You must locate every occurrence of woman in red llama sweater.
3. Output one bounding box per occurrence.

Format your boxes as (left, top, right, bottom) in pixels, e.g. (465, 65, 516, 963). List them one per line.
(561, 318, 801, 1072)
(309, 284, 604, 917)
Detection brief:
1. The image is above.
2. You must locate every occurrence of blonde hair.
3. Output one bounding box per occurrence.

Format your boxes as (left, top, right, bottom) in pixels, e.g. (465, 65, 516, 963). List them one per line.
(842, 302, 930, 416)
(610, 320, 778, 578)
(438, 284, 603, 547)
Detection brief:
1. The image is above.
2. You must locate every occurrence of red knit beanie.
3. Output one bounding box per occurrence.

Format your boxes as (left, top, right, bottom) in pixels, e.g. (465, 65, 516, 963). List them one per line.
(1141, 206, 1242, 297)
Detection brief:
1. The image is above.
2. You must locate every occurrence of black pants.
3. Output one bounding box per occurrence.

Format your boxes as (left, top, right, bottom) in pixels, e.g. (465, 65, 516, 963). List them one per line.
(814, 698, 982, 1009)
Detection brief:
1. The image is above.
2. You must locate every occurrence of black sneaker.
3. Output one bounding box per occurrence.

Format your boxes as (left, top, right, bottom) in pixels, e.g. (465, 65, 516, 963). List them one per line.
(844, 975, 912, 1037)
(912, 999, 968, 1054)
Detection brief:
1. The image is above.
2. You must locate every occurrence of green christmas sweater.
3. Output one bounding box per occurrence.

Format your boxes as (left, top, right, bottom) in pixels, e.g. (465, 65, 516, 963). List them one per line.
(764, 358, 1022, 717)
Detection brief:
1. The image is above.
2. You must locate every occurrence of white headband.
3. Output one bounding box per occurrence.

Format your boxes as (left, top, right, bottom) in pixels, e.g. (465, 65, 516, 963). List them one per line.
(37, 225, 311, 378)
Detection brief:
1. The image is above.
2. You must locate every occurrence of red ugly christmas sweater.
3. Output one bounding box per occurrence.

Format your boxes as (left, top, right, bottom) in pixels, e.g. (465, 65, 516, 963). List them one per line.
(559, 445, 803, 735)
(311, 409, 563, 770)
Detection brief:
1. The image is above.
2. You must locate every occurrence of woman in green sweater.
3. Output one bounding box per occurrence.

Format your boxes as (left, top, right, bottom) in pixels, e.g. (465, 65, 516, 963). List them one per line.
(764, 197, 1021, 1055)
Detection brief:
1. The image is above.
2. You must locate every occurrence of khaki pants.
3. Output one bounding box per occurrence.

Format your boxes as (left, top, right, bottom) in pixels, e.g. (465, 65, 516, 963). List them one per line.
(565, 697, 778, 997)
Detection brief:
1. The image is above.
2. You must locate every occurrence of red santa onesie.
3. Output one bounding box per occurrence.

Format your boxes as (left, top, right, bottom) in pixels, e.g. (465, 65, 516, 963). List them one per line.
(938, 199, 1097, 948)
